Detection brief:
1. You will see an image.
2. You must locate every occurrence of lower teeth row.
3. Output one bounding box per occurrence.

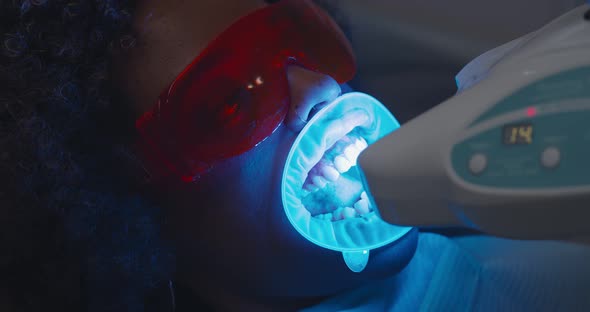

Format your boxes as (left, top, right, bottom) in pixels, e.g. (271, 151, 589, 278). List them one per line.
(314, 192, 373, 222)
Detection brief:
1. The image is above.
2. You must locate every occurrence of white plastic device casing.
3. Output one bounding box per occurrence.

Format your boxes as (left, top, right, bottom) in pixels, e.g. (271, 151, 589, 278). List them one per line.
(359, 5, 590, 240)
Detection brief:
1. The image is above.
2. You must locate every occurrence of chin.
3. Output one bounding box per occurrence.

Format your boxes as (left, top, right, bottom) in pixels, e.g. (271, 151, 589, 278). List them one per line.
(261, 222, 419, 298)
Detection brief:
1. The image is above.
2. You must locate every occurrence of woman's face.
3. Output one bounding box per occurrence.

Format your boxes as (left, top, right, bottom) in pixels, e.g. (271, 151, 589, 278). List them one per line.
(114, 0, 417, 304)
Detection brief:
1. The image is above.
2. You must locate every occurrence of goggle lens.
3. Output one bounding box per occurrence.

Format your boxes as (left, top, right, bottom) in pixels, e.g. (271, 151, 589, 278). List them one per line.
(136, 0, 356, 182)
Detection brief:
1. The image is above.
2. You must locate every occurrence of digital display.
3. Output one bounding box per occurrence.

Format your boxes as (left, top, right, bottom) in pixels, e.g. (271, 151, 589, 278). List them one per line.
(503, 123, 533, 145)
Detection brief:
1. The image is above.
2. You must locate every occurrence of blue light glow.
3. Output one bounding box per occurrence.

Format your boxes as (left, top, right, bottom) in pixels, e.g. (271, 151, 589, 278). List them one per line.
(281, 92, 412, 272)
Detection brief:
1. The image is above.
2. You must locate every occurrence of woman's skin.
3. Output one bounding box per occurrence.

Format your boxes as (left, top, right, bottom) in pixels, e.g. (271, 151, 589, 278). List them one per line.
(112, 0, 417, 310)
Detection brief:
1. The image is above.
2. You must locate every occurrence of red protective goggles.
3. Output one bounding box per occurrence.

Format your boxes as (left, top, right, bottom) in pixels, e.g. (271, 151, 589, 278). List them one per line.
(136, 0, 356, 183)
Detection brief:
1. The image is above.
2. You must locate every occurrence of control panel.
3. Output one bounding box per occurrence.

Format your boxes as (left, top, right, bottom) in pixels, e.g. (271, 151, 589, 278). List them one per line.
(451, 67, 590, 189)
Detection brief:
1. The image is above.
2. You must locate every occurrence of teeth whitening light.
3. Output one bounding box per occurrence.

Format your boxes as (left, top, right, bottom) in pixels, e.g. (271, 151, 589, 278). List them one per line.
(359, 5, 590, 242)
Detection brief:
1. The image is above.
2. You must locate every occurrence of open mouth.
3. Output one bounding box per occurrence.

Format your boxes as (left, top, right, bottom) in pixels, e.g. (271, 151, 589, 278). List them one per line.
(281, 92, 411, 252)
(300, 117, 373, 222)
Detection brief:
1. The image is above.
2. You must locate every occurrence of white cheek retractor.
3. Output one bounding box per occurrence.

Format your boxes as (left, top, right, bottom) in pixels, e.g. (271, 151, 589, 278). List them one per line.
(281, 92, 412, 272)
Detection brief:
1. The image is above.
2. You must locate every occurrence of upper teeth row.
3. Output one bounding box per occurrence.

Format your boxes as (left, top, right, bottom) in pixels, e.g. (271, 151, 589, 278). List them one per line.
(303, 136, 368, 192)
(335, 136, 368, 171)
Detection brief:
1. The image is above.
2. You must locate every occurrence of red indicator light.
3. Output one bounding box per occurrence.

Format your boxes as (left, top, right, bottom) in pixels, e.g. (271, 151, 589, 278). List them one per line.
(526, 107, 537, 117)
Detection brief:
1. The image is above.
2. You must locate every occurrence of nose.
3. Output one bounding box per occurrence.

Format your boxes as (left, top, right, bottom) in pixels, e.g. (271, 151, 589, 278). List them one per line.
(285, 65, 342, 132)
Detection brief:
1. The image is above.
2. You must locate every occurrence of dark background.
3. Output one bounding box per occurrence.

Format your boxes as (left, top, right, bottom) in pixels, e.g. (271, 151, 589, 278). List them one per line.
(342, 0, 585, 122)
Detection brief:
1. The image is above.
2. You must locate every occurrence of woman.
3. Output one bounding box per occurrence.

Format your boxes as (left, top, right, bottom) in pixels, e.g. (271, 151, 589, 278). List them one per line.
(1, 0, 416, 310)
(3, 1, 590, 311)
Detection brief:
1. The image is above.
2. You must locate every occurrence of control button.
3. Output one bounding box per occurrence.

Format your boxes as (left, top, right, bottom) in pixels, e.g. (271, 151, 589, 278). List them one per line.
(541, 147, 560, 169)
(469, 153, 488, 175)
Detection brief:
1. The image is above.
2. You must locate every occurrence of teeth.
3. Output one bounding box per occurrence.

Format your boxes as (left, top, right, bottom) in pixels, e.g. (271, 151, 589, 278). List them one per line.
(329, 207, 358, 221)
(316, 212, 333, 220)
(307, 135, 366, 178)
(311, 175, 328, 189)
(331, 207, 345, 221)
(360, 191, 368, 201)
(353, 197, 370, 215)
(343, 144, 361, 165)
(334, 155, 352, 173)
(319, 165, 340, 182)
(302, 134, 372, 218)
(303, 182, 319, 192)
(342, 207, 357, 218)
(355, 137, 368, 151)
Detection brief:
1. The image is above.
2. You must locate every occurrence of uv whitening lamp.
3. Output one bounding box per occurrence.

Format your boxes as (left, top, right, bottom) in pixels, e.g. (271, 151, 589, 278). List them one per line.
(360, 5, 590, 241)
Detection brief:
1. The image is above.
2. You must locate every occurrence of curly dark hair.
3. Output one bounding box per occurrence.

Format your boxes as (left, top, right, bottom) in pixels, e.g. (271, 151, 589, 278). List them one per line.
(0, 1, 174, 311)
(0, 0, 351, 311)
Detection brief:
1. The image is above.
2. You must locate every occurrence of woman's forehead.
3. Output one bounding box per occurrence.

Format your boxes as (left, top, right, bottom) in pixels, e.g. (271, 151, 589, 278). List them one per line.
(111, 0, 267, 117)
